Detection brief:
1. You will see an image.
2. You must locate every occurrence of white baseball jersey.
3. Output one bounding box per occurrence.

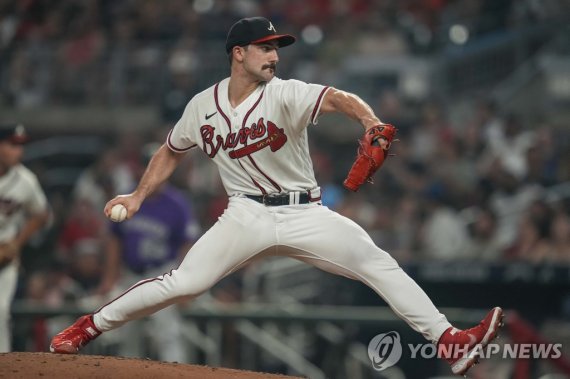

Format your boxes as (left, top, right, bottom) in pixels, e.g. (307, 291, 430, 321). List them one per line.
(94, 77, 452, 348)
(0, 164, 48, 242)
(167, 77, 330, 196)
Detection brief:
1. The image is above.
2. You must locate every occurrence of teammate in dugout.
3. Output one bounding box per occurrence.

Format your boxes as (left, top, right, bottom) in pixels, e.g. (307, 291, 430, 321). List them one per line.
(51, 17, 502, 376)
(0, 124, 50, 352)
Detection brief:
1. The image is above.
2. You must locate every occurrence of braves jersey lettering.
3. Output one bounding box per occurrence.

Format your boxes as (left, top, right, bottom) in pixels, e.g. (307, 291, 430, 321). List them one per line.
(168, 77, 330, 196)
(200, 117, 286, 159)
(230, 120, 286, 159)
(0, 198, 23, 217)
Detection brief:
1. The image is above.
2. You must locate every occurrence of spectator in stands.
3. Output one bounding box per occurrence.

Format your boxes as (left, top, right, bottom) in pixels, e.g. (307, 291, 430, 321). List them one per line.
(507, 200, 555, 263)
(354, 15, 409, 57)
(514, 203, 570, 264)
(420, 183, 469, 260)
(161, 36, 200, 122)
(57, 5, 105, 103)
(73, 148, 135, 212)
(546, 210, 570, 263)
(474, 99, 503, 143)
(486, 163, 543, 251)
(462, 207, 504, 261)
(408, 101, 453, 165)
(56, 199, 105, 264)
(375, 90, 414, 135)
(6, 47, 50, 108)
(508, 215, 549, 264)
(433, 135, 476, 205)
(480, 113, 535, 181)
(114, 129, 146, 181)
(524, 126, 560, 187)
(68, 238, 105, 295)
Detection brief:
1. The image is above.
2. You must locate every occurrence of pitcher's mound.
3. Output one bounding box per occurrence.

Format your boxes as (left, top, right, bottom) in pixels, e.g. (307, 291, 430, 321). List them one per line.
(0, 352, 302, 379)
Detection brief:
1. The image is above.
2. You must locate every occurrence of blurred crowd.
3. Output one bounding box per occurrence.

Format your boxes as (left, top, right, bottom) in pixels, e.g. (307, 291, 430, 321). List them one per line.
(18, 94, 570, 324)
(1, 0, 568, 109)
(334, 95, 570, 264)
(2, 0, 569, 355)
(13, 91, 570, 354)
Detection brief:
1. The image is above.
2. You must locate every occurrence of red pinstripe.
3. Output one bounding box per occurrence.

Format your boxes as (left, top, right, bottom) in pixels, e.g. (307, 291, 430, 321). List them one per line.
(214, 82, 267, 195)
(310, 86, 330, 124)
(93, 269, 176, 316)
(241, 88, 282, 192)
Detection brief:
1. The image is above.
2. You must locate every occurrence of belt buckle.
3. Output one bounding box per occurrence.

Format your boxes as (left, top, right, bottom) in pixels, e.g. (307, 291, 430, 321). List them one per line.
(262, 194, 278, 205)
(262, 193, 286, 206)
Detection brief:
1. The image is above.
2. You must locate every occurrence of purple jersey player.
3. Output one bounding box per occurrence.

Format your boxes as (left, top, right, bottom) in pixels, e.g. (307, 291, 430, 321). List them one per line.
(96, 147, 200, 363)
(109, 185, 197, 273)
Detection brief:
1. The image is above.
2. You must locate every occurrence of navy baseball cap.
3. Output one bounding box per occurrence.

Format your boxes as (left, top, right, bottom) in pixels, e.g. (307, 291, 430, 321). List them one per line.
(0, 123, 28, 144)
(226, 17, 296, 54)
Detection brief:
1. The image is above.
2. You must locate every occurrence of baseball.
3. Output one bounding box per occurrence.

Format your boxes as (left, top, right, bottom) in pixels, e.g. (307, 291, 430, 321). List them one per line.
(109, 204, 128, 222)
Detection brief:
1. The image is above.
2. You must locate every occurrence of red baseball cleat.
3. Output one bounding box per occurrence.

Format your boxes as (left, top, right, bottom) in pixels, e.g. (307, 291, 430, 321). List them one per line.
(49, 314, 101, 354)
(437, 307, 504, 376)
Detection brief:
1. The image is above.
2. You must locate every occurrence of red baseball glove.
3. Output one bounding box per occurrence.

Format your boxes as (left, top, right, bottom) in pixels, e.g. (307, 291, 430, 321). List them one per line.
(343, 124, 397, 192)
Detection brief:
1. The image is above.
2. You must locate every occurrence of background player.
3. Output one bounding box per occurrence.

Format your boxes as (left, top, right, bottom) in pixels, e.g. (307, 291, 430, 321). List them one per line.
(97, 143, 199, 362)
(0, 123, 50, 352)
(50, 17, 502, 376)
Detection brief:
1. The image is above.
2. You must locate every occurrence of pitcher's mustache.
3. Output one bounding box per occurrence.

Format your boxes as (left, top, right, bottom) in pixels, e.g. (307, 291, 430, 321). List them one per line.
(263, 63, 277, 70)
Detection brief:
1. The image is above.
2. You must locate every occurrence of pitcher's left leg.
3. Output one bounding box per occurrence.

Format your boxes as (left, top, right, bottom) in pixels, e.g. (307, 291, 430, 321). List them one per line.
(279, 205, 451, 342)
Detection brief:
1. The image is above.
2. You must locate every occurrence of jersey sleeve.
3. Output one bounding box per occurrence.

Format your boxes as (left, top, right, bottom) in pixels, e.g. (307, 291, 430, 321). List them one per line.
(167, 99, 198, 153)
(25, 174, 48, 215)
(281, 79, 330, 131)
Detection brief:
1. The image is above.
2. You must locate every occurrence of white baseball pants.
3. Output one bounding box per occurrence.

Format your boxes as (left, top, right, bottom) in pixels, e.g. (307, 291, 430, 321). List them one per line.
(104, 266, 188, 363)
(0, 262, 18, 352)
(94, 197, 451, 342)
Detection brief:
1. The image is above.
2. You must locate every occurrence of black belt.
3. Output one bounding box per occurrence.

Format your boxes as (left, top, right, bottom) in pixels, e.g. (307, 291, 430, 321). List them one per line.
(245, 192, 317, 206)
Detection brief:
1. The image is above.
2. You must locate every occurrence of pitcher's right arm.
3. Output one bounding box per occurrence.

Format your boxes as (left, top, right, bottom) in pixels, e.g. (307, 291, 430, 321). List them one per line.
(104, 144, 187, 220)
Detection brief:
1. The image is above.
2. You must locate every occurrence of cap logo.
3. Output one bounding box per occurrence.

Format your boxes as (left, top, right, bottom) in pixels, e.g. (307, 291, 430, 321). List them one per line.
(268, 21, 276, 32)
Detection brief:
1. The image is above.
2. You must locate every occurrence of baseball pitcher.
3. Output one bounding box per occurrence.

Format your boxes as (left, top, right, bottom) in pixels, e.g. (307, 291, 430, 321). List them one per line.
(51, 17, 502, 376)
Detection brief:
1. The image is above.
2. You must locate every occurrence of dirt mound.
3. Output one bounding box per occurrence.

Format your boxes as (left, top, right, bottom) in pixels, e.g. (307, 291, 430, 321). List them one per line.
(0, 352, 302, 379)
